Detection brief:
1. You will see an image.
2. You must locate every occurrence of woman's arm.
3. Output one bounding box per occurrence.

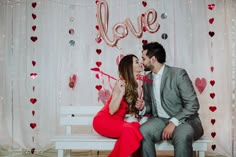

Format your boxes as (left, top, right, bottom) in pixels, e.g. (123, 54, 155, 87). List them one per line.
(109, 80, 125, 115)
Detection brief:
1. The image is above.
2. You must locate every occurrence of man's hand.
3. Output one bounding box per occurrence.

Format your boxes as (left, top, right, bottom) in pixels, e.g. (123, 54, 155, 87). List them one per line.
(135, 98, 145, 111)
(162, 122, 176, 140)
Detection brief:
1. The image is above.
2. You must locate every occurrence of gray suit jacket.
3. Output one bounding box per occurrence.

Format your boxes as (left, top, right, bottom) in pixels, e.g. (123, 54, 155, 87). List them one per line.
(143, 65, 200, 123)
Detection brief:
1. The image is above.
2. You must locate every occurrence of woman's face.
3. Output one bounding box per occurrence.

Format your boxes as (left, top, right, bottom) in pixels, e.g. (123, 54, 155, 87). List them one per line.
(132, 57, 143, 74)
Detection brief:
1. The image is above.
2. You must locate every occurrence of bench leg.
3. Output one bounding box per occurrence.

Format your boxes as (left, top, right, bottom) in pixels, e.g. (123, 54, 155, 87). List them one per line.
(58, 149, 64, 157)
(198, 151, 205, 157)
(65, 150, 71, 157)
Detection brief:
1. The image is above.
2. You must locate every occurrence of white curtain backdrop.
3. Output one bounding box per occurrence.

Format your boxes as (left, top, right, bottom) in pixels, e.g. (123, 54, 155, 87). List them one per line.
(0, 0, 235, 156)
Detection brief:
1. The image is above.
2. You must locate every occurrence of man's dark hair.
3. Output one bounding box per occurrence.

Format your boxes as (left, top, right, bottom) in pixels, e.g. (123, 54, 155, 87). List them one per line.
(142, 42, 166, 64)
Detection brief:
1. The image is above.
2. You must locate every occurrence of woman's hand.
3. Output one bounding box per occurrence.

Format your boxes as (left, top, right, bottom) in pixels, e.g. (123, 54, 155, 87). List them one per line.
(109, 79, 125, 115)
(113, 79, 125, 96)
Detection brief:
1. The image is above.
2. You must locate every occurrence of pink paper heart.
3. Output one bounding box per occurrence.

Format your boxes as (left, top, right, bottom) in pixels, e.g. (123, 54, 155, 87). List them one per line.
(98, 89, 111, 105)
(208, 4, 215, 10)
(95, 25, 99, 30)
(209, 18, 214, 24)
(195, 78, 207, 94)
(116, 54, 124, 66)
(30, 73, 37, 79)
(96, 37, 102, 43)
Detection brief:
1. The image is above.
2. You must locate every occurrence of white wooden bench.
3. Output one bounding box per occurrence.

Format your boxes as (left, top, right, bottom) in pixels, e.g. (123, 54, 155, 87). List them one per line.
(51, 105, 212, 157)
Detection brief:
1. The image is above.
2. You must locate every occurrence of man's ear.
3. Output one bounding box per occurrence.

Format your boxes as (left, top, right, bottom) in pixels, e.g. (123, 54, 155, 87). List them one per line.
(151, 56, 156, 63)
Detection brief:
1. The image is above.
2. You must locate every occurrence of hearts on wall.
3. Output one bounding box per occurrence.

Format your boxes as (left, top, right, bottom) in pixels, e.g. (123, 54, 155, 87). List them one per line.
(30, 1, 38, 151)
(208, 3, 217, 151)
(194, 78, 207, 94)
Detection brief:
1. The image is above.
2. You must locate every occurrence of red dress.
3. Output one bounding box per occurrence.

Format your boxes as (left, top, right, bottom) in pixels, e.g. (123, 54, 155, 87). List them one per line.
(93, 97, 143, 157)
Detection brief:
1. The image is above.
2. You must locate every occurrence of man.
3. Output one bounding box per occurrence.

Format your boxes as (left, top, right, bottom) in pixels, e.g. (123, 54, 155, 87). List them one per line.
(135, 42, 204, 157)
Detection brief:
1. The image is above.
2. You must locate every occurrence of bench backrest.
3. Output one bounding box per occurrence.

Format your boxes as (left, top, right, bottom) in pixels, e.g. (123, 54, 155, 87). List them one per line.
(60, 105, 103, 135)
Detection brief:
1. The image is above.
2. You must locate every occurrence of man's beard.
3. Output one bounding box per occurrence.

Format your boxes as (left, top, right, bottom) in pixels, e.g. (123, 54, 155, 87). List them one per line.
(144, 66, 151, 71)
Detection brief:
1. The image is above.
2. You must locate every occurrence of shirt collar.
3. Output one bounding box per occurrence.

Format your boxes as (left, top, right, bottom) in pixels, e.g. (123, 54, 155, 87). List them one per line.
(152, 64, 165, 78)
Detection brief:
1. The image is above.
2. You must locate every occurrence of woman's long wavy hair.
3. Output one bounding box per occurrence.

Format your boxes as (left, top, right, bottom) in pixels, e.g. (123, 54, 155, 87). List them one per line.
(118, 54, 139, 115)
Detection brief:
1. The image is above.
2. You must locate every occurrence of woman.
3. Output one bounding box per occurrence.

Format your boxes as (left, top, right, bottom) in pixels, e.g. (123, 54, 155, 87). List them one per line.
(93, 54, 143, 157)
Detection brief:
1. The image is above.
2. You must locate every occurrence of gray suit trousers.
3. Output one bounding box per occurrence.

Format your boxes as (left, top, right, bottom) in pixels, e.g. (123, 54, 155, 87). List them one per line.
(139, 116, 204, 157)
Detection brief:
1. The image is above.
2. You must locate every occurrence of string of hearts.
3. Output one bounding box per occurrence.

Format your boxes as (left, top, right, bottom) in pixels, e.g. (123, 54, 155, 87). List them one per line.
(30, 1, 38, 154)
(208, 3, 217, 152)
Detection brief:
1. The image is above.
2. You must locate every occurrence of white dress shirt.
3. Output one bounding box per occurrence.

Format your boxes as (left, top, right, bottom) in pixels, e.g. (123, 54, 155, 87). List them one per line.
(140, 65, 181, 126)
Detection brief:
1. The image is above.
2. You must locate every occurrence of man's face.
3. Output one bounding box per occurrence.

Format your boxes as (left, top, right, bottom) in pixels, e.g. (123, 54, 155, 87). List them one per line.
(141, 50, 153, 71)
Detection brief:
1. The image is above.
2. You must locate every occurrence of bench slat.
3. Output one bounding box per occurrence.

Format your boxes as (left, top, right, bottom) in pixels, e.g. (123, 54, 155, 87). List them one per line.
(61, 106, 102, 115)
(60, 117, 94, 125)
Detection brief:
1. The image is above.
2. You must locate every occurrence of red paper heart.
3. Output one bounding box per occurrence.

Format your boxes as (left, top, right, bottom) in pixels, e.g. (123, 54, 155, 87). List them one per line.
(211, 119, 216, 125)
(143, 27, 146, 32)
(30, 73, 37, 79)
(95, 25, 99, 30)
(116, 54, 124, 66)
(142, 1, 147, 7)
(32, 110, 35, 116)
(32, 60, 36, 66)
(96, 37, 102, 43)
(91, 67, 100, 72)
(210, 80, 215, 86)
(32, 2, 37, 8)
(209, 106, 217, 112)
(31, 148, 35, 154)
(95, 85, 102, 91)
(209, 18, 214, 24)
(142, 40, 148, 45)
(195, 78, 207, 94)
(30, 98, 37, 104)
(208, 4, 215, 10)
(95, 74, 100, 79)
(96, 61, 102, 67)
(210, 93, 215, 99)
(211, 144, 216, 151)
(32, 13, 37, 20)
(98, 89, 111, 105)
(209, 31, 215, 37)
(211, 132, 216, 138)
(96, 49, 102, 55)
(31, 36, 38, 42)
(32, 25, 36, 31)
(210, 66, 214, 72)
(30, 123, 37, 129)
